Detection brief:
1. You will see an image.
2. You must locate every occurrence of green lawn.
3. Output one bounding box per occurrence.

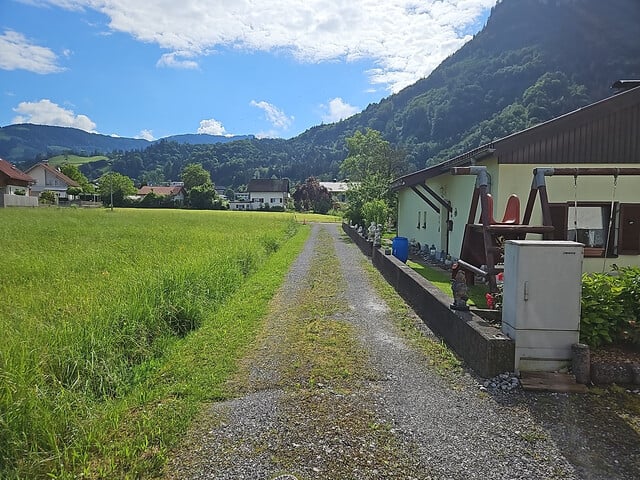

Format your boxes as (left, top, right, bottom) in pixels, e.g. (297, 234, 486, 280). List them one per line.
(0, 208, 308, 479)
(407, 260, 489, 308)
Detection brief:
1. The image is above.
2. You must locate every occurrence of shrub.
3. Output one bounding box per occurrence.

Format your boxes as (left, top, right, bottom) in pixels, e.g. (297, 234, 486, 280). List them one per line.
(361, 199, 389, 227)
(580, 266, 639, 347)
(612, 265, 640, 345)
(39, 190, 57, 204)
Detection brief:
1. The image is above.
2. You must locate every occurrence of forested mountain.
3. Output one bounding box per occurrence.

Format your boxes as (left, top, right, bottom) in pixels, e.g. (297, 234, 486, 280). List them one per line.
(0, 124, 253, 164)
(4, 0, 640, 189)
(295, 0, 640, 168)
(0, 124, 149, 162)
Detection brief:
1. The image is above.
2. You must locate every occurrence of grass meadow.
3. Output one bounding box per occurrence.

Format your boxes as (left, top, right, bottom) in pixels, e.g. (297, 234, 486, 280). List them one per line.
(0, 208, 309, 478)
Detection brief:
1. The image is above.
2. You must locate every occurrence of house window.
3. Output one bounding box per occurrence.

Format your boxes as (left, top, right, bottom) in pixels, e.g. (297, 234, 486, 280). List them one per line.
(270, 197, 279, 204)
(548, 202, 620, 257)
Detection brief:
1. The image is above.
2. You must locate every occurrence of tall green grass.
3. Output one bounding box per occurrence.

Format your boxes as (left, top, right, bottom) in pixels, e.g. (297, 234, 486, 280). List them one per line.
(0, 208, 305, 478)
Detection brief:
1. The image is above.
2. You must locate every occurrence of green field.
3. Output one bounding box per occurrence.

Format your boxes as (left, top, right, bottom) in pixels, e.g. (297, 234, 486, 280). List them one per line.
(0, 208, 308, 478)
(47, 154, 109, 167)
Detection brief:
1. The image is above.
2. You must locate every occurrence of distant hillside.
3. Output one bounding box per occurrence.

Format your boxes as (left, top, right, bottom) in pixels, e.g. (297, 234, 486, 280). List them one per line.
(3, 0, 640, 188)
(0, 124, 149, 163)
(0, 124, 254, 164)
(161, 133, 254, 145)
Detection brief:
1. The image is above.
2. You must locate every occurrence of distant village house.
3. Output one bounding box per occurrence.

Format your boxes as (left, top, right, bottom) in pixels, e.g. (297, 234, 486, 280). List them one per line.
(0, 158, 38, 207)
(230, 178, 290, 211)
(24, 161, 80, 202)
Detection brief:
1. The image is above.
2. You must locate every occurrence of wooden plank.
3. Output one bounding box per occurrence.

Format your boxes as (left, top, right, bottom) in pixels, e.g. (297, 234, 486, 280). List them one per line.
(520, 372, 588, 393)
(468, 224, 555, 234)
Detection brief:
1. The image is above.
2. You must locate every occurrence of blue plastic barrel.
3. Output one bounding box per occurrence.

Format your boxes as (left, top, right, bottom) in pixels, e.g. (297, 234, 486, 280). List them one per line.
(391, 236, 409, 263)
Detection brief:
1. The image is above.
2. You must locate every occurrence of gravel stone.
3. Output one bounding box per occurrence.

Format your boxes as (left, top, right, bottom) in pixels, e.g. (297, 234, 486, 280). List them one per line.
(165, 223, 640, 480)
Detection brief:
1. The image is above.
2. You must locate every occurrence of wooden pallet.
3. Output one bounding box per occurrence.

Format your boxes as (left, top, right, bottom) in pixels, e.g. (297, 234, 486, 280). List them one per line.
(520, 371, 588, 393)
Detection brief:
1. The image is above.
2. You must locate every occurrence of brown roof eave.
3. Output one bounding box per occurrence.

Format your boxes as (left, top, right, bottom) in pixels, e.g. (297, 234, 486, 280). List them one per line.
(390, 146, 495, 191)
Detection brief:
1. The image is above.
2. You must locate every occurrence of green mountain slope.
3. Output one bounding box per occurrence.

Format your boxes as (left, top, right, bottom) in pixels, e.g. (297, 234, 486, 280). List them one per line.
(0, 124, 149, 163)
(293, 0, 640, 168)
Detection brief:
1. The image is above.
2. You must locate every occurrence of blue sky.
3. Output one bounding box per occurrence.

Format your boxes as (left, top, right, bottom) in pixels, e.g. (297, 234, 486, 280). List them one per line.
(1, 0, 497, 141)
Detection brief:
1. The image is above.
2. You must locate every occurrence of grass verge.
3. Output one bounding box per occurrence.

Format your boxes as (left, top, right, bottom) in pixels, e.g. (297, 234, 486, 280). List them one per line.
(266, 228, 417, 476)
(280, 229, 370, 390)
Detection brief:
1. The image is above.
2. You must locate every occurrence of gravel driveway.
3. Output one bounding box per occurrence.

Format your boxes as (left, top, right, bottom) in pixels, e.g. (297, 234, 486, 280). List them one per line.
(166, 223, 640, 480)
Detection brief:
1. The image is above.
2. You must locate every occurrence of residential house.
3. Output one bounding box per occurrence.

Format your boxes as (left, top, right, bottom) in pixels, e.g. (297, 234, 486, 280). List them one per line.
(230, 178, 290, 210)
(214, 185, 228, 199)
(24, 162, 80, 202)
(0, 158, 38, 207)
(391, 83, 640, 274)
(136, 185, 187, 204)
(319, 181, 353, 203)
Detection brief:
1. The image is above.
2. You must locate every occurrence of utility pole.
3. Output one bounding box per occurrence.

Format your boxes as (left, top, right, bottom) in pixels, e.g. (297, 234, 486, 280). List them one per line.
(110, 173, 113, 212)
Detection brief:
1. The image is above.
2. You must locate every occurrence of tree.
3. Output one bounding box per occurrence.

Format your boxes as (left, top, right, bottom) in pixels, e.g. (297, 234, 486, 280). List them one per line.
(180, 163, 212, 190)
(340, 129, 408, 226)
(362, 199, 389, 227)
(97, 172, 136, 207)
(340, 129, 405, 182)
(60, 163, 93, 192)
(189, 183, 216, 209)
(292, 177, 332, 214)
(180, 163, 218, 208)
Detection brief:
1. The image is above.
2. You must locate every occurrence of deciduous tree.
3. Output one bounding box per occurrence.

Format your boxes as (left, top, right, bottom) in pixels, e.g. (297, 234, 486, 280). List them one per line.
(340, 129, 408, 226)
(180, 163, 212, 190)
(60, 163, 93, 191)
(292, 177, 332, 214)
(97, 172, 136, 206)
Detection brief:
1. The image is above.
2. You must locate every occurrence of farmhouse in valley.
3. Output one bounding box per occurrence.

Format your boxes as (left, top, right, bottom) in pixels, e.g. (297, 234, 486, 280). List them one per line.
(391, 83, 640, 274)
(136, 185, 187, 204)
(0, 158, 38, 207)
(230, 178, 290, 210)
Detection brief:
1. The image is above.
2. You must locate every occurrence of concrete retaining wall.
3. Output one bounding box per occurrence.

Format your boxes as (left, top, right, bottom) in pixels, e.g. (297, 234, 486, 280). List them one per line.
(343, 223, 514, 378)
(1, 194, 38, 207)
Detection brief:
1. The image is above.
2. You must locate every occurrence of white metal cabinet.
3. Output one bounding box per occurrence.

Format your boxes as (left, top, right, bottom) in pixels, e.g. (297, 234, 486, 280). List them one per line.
(501, 240, 583, 373)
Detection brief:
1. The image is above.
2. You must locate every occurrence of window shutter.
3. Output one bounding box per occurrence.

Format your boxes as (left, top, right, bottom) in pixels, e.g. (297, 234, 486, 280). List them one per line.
(547, 204, 568, 240)
(619, 204, 640, 255)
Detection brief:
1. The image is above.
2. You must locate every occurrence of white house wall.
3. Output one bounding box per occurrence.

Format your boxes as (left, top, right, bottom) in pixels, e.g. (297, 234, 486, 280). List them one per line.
(249, 191, 286, 206)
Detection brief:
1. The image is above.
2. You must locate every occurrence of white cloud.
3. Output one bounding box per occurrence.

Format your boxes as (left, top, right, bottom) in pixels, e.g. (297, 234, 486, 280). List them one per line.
(197, 118, 229, 136)
(254, 130, 279, 139)
(156, 52, 199, 69)
(138, 129, 155, 141)
(321, 97, 360, 123)
(39, 0, 498, 92)
(0, 30, 64, 74)
(250, 100, 293, 130)
(12, 99, 97, 132)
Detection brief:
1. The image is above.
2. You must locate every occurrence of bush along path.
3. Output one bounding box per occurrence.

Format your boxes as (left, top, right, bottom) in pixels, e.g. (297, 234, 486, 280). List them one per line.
(165, 223, 640, 480)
